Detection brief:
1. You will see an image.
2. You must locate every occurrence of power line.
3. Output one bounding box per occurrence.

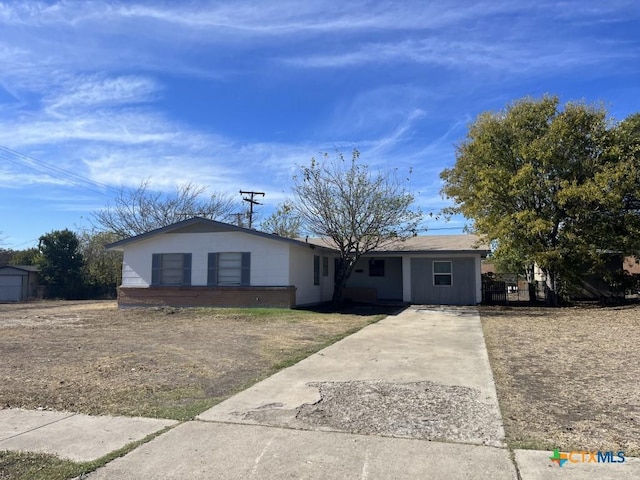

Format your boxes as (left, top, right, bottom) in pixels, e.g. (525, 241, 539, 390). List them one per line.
(240, 190, 264, 229)
(3, 238, 40, 249)
(0, 145, 120, 197)
(426, 226, 470, 231)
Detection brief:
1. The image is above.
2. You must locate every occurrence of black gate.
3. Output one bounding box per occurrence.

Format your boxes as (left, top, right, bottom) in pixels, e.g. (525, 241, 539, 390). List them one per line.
(482, 280, 507, 304)
(482, 274, 546, 305)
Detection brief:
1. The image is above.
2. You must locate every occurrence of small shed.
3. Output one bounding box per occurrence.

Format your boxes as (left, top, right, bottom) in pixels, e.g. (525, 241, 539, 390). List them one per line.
(0, 265, 40, 302)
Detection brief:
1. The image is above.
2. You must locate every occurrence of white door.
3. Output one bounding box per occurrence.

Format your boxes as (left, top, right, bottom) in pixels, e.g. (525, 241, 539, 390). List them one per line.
(0, 275, 23, 302)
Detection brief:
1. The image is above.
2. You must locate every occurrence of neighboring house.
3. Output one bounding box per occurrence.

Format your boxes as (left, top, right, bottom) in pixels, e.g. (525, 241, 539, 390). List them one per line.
(106, 217, 489, 308)
(481, 261, 497, 275)
(624, 256, 640, 275)
(534, 254, 625, 300)
(0, 265, 40, 302)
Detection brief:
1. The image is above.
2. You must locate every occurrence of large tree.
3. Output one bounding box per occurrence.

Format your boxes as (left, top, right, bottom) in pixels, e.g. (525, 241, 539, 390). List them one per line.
(292, 150, 422, 305)
(78, 230, 123, 295)
(38, 229, 85, 299)
(441, 95, 640, 303)
(10, 248, 41, 266)
(93, 181, 238, 238)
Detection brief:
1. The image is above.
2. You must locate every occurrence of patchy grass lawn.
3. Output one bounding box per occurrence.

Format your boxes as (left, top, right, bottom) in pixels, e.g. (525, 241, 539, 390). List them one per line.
(0, 301, 393, 479)
(481, 304, 640, 456)
(0, 300, 390, 420)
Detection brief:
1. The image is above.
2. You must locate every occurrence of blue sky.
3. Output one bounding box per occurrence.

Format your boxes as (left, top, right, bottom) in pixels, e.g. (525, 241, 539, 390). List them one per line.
(1, 1, 639, 249)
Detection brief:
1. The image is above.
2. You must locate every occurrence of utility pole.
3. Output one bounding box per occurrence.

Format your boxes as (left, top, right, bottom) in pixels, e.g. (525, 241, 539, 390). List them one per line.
(240, 190, 265, 229)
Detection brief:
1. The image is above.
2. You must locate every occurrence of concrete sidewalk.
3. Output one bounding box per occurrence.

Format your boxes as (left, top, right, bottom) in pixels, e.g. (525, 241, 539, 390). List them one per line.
(0, 408, 177, 462)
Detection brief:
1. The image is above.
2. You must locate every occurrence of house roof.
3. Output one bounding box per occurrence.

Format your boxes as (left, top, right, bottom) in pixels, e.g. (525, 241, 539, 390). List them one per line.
(303, 234, 490, 255)
(105, 217, 336, 252)
(106, 217, 489, 256)
(0, 265, 39, 273)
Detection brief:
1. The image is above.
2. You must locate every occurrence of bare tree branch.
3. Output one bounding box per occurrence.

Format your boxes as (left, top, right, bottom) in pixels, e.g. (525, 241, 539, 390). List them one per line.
(92, 180, 239, 238)
(292, 150, 422, 305)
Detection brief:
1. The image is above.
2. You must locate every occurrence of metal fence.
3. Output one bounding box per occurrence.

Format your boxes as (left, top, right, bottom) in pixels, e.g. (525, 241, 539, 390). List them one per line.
(482, 274, 547, 305)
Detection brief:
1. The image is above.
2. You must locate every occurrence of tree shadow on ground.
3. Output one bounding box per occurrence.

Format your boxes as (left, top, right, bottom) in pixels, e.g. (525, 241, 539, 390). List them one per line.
(298, 301, 408, 317)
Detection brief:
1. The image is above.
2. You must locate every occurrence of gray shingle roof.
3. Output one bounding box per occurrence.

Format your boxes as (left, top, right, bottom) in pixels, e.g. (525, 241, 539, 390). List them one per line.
(302, 235, 489, 254)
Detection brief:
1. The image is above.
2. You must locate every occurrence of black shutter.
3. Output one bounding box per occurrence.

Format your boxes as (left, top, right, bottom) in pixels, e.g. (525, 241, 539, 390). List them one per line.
(241, 252, 251, 286)
(313, 255, 320, 285)
(183, 254, 192, 286)
(208, 253, 218, 286)
(151, 254, 161, 285)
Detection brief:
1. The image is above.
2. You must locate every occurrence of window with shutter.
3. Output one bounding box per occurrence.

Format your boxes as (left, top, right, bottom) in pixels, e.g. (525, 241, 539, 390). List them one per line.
(151, 253, 191, 286)
(208, 252, 251, 286)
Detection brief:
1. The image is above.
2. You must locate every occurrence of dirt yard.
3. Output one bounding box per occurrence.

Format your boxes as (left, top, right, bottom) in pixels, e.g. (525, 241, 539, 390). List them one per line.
(481, 304, 640, 456)
(0, 301, 388, 420)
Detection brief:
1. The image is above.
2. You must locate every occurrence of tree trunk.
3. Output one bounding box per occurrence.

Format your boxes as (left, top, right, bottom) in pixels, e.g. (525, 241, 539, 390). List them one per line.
(332, 279, 346, 309)
(332, 257, 354, 309)
(528, 282, 537, 305)
(545, 270, 560, 306)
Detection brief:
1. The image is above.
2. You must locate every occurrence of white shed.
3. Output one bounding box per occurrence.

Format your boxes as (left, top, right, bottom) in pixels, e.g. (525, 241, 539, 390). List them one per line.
(0, 265, 40, 302)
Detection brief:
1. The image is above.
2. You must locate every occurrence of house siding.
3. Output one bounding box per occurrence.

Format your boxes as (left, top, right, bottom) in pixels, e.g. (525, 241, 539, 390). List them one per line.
(345, 256, 403, 300)
(120, 232, 291, 288)
(410, 256, 478, 305)
(288, 244, 334, 305)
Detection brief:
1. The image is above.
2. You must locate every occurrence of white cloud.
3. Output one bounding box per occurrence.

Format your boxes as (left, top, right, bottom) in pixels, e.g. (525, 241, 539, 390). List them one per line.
(0, 1, 518, 34)
(282, 35, 635, 74)
(43, 75, 160, 114)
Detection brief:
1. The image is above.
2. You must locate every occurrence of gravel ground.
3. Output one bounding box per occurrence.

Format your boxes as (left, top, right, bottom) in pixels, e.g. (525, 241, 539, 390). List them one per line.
(293, 380, 504, 446)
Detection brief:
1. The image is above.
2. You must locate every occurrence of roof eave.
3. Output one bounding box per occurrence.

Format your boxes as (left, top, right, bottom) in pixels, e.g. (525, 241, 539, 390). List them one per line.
(105, 217, 338, 252)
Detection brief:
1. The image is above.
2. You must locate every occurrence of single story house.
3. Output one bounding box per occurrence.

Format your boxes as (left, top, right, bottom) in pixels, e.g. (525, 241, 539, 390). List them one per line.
(106, 217, 489, 308)
(0, 265, 40, 302)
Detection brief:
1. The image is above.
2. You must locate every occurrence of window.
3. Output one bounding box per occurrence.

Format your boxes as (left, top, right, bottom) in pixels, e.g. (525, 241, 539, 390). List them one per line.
(152, 253, 191, 286)
(208, 252, 250, 286)
(369, 259, 385, 277)
(433, 261, 452, 286)
(313, 255, 320, 285)
(322, 256, 329, 277)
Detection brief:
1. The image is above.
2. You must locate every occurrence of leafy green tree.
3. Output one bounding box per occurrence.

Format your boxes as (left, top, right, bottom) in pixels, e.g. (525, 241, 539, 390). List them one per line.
(441, 95, 640, 303)
(78, 230, 122, 295)
(292, 150, 422, 306)
(10, 248, 41, 266)
(0, 250, 12, 266)
(260, 201, 302, 238)
(0, 233, 8, 265)
(38, 229, 85, 299)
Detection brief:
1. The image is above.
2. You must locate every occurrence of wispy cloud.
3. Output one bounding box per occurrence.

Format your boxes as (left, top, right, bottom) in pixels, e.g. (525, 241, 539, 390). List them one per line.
(43, 75, 160, 114)
(1, 0, 639, 247)
(282, 33, 635, 74)
(0, 1, 520, 34)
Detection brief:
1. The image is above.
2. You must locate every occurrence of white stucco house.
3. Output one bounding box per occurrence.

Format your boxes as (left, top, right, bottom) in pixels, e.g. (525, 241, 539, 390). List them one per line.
(106, 217, 489, 308)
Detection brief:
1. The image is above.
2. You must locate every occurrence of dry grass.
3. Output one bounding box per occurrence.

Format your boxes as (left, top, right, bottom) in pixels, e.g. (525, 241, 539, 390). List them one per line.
(481, 304, 640, 455)
(0, 300, 387, 420)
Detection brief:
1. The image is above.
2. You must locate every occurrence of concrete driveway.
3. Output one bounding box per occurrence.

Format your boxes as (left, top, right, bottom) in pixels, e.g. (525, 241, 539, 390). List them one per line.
(88, 306, 518, 479)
